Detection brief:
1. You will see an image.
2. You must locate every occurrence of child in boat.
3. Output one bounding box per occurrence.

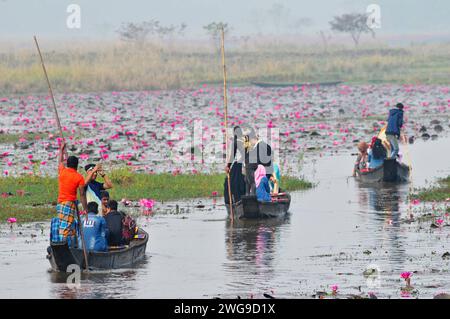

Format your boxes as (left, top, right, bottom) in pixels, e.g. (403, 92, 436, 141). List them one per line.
(353, 141, 369, 176)
(78, 202, 108, 252)
(255, 165, 271, 202)
(269, 163, 281, 195)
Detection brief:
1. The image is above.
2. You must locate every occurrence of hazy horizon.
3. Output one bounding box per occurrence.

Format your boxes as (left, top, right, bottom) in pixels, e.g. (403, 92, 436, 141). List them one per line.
(1, 0, 450, 43)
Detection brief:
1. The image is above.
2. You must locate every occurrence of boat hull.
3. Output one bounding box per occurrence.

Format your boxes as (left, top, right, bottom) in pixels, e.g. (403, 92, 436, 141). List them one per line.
(356, 159, 410, 183)
(47, 230, 148, 272)
(226, 194, 291, 219)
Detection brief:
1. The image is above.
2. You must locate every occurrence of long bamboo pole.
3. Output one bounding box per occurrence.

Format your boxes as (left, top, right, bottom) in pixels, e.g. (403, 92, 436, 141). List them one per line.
(33, 36, 68, 159)
(220, 26, 234, 221)
(34, 35, 89, 271)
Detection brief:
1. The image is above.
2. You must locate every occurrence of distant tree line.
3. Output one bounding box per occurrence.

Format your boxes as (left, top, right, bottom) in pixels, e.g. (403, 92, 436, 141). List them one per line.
(116, 20, 187, 44)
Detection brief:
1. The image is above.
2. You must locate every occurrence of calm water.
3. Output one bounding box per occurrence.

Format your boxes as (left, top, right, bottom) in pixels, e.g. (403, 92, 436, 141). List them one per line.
(0, 136, 449, 299)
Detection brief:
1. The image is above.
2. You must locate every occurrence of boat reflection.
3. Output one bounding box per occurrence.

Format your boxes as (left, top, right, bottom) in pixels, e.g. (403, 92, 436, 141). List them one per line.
(48, 261, 146, 299)
(357, 183, 408, 267)
(224, 217, 290, 279)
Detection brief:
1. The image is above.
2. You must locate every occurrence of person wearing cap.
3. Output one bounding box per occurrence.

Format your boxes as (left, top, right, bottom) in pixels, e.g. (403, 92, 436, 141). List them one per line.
(84, 163, 113, 208)
(385, 103, 404, 159)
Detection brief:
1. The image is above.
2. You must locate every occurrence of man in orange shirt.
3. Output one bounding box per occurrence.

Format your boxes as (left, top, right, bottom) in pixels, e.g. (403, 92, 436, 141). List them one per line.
(54, 142, 88, 243)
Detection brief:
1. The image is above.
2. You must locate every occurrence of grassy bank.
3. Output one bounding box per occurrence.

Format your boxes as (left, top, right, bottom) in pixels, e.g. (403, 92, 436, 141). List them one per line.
(0, 168, 312, 223)
(414, 176, 450, 202)
(1, 42, 450, 94)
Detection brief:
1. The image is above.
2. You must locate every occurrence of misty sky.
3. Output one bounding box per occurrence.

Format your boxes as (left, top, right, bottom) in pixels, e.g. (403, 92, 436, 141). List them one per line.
(1, 0, 449, 40)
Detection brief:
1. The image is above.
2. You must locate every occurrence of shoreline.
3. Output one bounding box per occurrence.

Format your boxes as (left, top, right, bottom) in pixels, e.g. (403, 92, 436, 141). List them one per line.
(0, 169, 312, 223)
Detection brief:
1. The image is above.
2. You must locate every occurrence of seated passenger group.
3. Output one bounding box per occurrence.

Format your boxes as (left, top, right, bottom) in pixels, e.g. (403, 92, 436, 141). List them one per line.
(78, 198, 136, 252)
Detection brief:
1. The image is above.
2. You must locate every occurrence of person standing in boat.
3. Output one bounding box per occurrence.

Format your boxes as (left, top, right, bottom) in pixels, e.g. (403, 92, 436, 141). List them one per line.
(385, 103, 404, 159)
(84, 163, 113, 209)
(224, 126, 246, 205)
(78, 202, 108, 252)
(245, 128, 274, 195)
(55, 142, 88, 243)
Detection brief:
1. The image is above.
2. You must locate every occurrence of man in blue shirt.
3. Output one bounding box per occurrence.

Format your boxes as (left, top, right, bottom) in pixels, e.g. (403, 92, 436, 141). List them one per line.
(84, 163, 113, 208)
(385, 103, 404, 159)
(78, 202, 108, 252)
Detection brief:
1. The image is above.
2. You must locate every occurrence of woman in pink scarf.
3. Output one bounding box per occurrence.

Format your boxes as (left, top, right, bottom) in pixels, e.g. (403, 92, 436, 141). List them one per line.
(255, 165, 271, 202)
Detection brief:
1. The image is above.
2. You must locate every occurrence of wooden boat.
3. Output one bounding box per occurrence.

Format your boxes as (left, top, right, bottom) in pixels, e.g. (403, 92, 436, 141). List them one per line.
(252, 81, 343, 88)
(226, 193, 291, 219)
(355, 159, 411, 183)
(46, 229, 149, 272)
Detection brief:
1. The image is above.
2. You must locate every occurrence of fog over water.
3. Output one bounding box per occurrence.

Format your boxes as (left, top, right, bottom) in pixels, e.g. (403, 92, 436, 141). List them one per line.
(1, 0, 450, 40)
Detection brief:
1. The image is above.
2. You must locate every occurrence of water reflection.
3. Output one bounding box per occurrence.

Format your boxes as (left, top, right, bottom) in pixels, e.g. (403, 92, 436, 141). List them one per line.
(224, 217, 289, 281)
(357, 182, 407, 266)
(48, 261, 146, 299)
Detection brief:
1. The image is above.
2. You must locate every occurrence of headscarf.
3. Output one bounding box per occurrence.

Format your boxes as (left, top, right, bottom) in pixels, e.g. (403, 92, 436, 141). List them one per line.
(255, 164, 266, 188)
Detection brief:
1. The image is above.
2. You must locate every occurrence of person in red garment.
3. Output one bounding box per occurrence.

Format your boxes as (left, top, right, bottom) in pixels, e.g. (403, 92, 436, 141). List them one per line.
(54, 142, 88, 244)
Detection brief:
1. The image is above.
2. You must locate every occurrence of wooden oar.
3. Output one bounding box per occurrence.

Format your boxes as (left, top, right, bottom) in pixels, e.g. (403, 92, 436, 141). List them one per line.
(220, 25, 234, 221)
(33, 35, 68, 160)
(74, 202, 90, 271)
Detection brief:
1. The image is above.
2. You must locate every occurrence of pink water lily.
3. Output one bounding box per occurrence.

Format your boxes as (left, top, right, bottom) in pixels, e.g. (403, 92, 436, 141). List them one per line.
(411, 199, 420, 205)
(401, 272, 412, 279)
(330, 284, 338, 295)
(436, 219, 444, 226)
(211, 191, 218, 197)
(139, 198, 155, 210)
(7, 217, 17, 224)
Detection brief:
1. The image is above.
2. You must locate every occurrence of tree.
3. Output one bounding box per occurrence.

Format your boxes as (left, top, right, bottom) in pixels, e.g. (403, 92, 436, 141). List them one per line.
(155, 23, 188, 40)
(203, 22, 230, 50)
(318, 30, 332, 52)
(268, 3, 290, 34)
(329, 13, 375, 46)
(116, 20, 160, 44)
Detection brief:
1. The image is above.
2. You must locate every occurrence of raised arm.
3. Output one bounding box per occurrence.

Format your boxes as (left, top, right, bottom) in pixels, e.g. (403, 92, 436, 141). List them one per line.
(85, 164, 100, 184)
(101, 171, 113, 189)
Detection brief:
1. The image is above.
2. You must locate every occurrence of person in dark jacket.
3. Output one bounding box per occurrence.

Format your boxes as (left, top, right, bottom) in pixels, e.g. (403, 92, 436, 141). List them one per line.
(244, 128, 273, 195)
(385, 103, 404, 159)
(104, 200, 125, 246)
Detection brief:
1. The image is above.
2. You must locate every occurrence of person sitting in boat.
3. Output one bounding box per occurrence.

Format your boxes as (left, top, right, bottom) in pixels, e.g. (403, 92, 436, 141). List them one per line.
(368, 137, 386, 170)
(100, 190, 110, 216)
(224, 126, 246, 205)
(245, 129, 274, 195)
(352, 141, 369, 176)
(269, 163, 281, 195)
(84, 163, 113, 209)
(56, 142, 88, 244)
(255, 165, 272, 202)
(78, 202, 108, 252)
(104, 200, 125, 247)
